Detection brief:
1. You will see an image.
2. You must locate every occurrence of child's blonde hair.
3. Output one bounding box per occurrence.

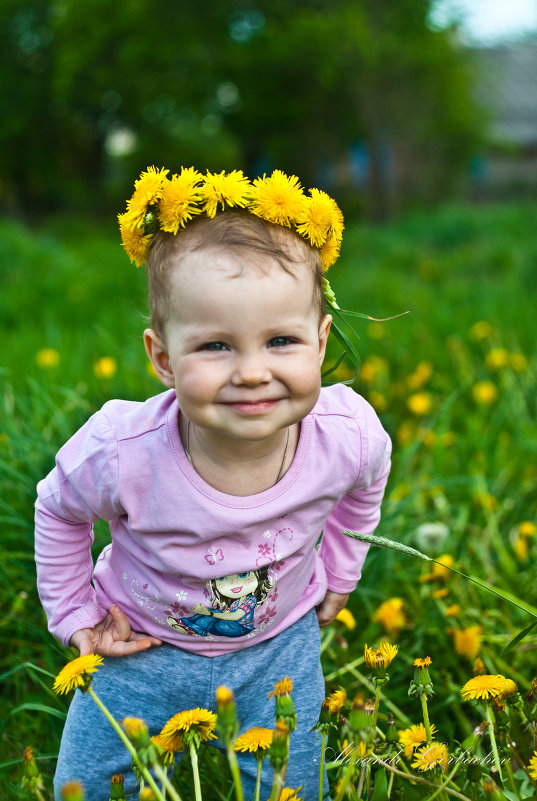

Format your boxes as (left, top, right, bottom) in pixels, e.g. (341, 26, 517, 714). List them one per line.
(146, 210, 326, 338)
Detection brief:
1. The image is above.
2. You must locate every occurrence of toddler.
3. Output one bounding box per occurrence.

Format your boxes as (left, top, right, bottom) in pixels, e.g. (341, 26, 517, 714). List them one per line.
(35, 167, 391, 800)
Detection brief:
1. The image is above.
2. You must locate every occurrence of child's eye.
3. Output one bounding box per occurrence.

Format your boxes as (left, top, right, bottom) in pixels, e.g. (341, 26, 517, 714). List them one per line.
(201, 342, 228, 351)
(269, 336, 294, 347)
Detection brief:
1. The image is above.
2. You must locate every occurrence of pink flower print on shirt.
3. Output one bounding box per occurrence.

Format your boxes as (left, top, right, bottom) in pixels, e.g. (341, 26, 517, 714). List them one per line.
(257, 604, 277, 626)
(258, 543, 271, 558)
(204, 546, 224, 565)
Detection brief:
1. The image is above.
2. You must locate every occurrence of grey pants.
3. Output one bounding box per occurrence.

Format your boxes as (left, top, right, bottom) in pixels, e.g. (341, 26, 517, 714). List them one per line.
(54, 609, 328, 800)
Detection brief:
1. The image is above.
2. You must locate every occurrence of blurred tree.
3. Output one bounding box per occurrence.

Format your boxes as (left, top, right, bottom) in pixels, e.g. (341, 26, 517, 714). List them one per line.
(0, 0, 482, 218)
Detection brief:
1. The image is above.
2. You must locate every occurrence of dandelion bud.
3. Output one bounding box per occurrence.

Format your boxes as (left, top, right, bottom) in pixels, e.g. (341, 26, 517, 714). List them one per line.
(473, 657, 486, 675)
(269, 719, 290, 773)
(465, 758, 482, 784)
(109, 774, 126, 800)
(122, 717, 150, 748)
(215, 685, 239, 744)
(269, 676, 297, 732)
(139, 789, 157, 801)
(385, 713, 399, 744)
(347, 697, 375, 747)
(61, 781, 86, 801)
(311, 698, 332, 735)
(459, 722, 488, 757)
(409, 656, 434, 699)
(483, 779, 504, 799)
(20, 746, 45, 796)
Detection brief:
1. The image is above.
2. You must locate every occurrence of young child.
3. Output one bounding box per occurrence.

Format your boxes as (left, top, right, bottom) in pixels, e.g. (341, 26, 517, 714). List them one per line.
(35, 167, 391, 800)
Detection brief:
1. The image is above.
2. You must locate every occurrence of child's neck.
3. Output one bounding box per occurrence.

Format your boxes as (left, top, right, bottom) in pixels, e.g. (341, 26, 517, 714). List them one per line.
(181, 418, 299, 496)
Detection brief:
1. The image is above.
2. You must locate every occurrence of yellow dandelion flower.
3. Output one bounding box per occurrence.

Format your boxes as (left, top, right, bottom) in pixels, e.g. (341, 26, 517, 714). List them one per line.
(461, 674, 506, 701)
(373, 598, 407, 636)
(514, 535, 529, 561)
(528, 751, 537, 781)
(431, 588, 449, 599)
(421, 555, 454, 583)
(126, 166, 169, 228)
(296, 188, 338, 248)
(200, 169, 252, 218)
(319, 230, 341, 270)
(474, 491, 498, 511)
(510, 353, 528, 371)
(472, 380, 497, 405)
(215, 685, 234, 705)
(473, 657, 486, 675)
(485, 348, 509, 369)
(397, 421, 415, 445)
(411, 741, 449, 772)
(280, 789, 303, 801)
(445, 604, 461, 618)
(369, 391, 387, 413)
(159, 708, 217, 747)
(469, 320, 494, 340)
(335, 608, 356, 630)
(234, 727, 273, 753)
(407, 361, 433, 390)
(268, 675, 293, 698)
(364, 642, 398, 669)
(36, 348, 60, 368)
(53, 653, 103, 695)
(118, 211, 152, 266)
(326, 688, 347, 716)
(398, 723, 438, 759)
(152, 734, 178, 762)
(60, 781, 85, 801)
(413, 657, 432, 668)
(407, 392, 433, 416)
(250, 170, 305, 228)
(498, 677, 517, 699)
(519, 521, 537, 537)
(451, 626, 483, 661)
(158, 167, 203, 234)
(94, 357, 117, 379)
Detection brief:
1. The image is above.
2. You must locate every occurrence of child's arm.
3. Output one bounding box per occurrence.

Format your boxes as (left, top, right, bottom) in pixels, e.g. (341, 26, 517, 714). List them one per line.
(70, 604, 161, 657)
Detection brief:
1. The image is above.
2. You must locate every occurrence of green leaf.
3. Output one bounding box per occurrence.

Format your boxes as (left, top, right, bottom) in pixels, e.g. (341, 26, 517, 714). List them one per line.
(500, 620, 537, 655)
(9, 702, 66, 720)
(371, 768, 388, 801)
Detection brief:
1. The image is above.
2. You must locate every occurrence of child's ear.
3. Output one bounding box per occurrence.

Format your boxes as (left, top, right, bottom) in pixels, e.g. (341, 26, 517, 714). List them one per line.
(144, 329, 175, 388)
(318, 314, 332, 365)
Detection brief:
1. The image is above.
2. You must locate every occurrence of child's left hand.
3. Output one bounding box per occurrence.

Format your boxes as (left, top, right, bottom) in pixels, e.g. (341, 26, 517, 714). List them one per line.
(316, 590, 350, 627)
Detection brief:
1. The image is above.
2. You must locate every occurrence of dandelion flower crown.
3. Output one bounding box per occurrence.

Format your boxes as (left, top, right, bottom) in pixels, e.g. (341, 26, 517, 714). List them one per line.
(118, 165, 379, 382)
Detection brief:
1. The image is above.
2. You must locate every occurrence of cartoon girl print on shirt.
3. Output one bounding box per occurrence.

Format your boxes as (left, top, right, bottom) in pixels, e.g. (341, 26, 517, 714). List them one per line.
(167, 567, 273, 638)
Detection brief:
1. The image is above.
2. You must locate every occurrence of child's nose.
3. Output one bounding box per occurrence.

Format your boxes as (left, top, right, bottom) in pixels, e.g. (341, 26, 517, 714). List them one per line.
(231, 353, 271, 385)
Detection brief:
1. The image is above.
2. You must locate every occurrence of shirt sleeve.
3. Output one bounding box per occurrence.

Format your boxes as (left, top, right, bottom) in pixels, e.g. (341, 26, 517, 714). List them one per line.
(34, 410, 122, 646)
(318, 401, 392, 594)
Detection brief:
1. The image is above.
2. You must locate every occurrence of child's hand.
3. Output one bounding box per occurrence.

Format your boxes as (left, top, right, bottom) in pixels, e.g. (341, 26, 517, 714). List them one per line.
(69, 604, 162, 657)
(316, 591, 350, 627)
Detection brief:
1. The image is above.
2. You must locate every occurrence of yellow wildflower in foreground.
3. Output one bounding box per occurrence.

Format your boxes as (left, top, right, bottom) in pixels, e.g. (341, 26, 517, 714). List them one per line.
(280, 789, 303, 801)
(94, 357, 117, 379)
(325, 688, 347, 716)
(53, 653, 103, 695)
(364, 642, 398, 669)
(234, 727, 273, 753)
(250, 170, 305, 228)
(472, 380, 497, 405)
(451, 625, 483, 661)
(373, 597, 407, 635)
(398, 723, 438, 759)
(498, 677, 518, 699)
(199, 169, 252, 218)
(36, 348, 60, 368)
(159, 708, 217, 747)
(461, 675, 506, 701)
(335, 607, 356, 630)
(268, 675, 293, 698)
(528, 751, 537, 781)
(411, 741, 449, 772)
(152, 734, 178, 762)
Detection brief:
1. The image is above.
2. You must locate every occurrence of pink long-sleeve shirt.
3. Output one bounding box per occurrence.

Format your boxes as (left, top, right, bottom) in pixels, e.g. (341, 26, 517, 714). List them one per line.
(35, 384, 391, 656)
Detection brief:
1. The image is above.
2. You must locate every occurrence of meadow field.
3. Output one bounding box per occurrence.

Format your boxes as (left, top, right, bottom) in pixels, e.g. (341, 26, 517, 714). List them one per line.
(1, 202, 536, 799)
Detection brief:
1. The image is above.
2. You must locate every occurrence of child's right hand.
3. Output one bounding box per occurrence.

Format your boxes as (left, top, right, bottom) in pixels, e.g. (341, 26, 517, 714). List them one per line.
(69, 604, 162, 657)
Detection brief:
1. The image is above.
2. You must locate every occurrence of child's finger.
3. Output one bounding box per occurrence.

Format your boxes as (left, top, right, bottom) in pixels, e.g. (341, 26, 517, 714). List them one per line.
(129, 631, 162, 646)
(109, 604, 132, 641)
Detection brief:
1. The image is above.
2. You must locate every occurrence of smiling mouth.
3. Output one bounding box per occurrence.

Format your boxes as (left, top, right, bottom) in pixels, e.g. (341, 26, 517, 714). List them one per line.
(231, 586, 243, 593)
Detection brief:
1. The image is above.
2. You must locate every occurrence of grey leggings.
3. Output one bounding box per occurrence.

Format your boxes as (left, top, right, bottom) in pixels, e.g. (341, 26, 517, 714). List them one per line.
(54, 609, 328, 800)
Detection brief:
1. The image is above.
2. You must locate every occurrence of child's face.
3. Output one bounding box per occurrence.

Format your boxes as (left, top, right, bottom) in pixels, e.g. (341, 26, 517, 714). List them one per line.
(215, 572, 258, 599)
(144, 248, 331, 446)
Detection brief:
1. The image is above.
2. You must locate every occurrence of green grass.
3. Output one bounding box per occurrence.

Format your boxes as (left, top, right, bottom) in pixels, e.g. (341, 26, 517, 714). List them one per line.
(1, 203, 536, 798)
